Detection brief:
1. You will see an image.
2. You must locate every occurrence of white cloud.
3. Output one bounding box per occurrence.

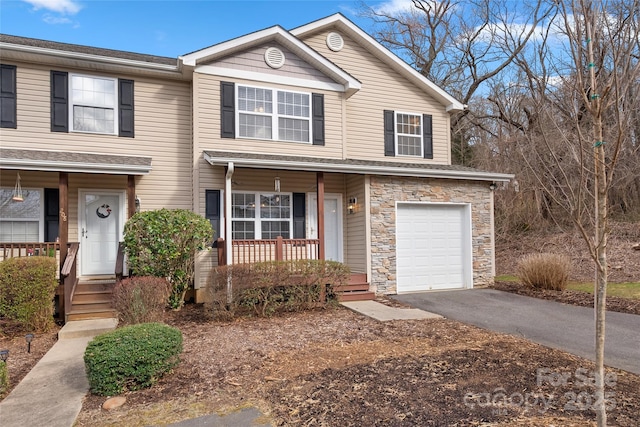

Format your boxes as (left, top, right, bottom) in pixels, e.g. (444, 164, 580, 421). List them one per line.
(23, 0, 82, 15)
(374, 0, 417, 15)
(43, 14, 73, 24)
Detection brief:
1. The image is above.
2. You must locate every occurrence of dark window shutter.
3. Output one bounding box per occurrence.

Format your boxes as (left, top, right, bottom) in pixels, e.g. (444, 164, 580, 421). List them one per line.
(293, 193, 306, 239)
(119, 79, 134, 138)
(205, 190, 221, 246)
(220, 81, 235, 138)
(312, 93, 324, 146)
(44, 188, 60, 243)
(51, 71, 68, 132)
(384, 110, 395, 156)
(0, 64, 17, 128)
(423, 114, 433, 159)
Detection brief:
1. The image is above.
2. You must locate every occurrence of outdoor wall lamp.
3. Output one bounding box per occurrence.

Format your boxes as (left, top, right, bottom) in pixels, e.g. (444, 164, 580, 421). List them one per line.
(0, 349, 8, 363)
(348, 197, 357, 214)
(135, 196, 141, 213)
(25, 334, 34, 353)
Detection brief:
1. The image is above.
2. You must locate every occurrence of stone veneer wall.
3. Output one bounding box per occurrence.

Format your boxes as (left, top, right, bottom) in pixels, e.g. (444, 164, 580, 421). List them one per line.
(369, 176, 494, 294)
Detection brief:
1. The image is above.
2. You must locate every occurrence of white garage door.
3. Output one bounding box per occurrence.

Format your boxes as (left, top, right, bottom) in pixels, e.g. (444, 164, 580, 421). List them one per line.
(396, 203, 471, 293)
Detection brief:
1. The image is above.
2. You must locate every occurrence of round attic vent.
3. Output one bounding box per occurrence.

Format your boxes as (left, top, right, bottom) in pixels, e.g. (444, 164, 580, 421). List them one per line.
(264, 47, 285, 69)
(326, 32, 344, 52)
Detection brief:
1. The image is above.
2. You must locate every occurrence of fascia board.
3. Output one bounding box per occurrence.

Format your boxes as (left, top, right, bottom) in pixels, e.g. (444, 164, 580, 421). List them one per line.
(179, 26, 360, 93)
(291, 14, 465, 112)
(0, 159, 152, 175)
(0, 42, 180, 73)
(203, 153, 513, 182)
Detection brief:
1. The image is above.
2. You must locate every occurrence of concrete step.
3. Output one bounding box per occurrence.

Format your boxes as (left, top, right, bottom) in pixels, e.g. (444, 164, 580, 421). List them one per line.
(58, 317, 118, 339)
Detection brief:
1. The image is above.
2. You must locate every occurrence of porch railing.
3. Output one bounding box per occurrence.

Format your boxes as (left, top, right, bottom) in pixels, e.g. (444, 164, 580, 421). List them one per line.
(60, 242, 79, 322)
(217, 236, 320, 266)
(0, 242, 61, 261)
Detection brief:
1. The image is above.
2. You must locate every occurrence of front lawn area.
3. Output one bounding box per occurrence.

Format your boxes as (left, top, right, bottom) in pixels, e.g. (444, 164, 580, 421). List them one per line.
(566, 281, 640, 300)
(74, 303, 640, 427)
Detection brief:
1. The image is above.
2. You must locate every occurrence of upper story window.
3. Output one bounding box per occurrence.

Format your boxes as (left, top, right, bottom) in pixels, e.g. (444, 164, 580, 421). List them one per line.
(237, 85, 311, 143)
(221, 81, 324, 146)
(70, 75, 117, 134)
(51, 71, 134, 137)
(395, 112, 422, 157)
(384, 110, 433, 159)
(0, 64, 17, 129)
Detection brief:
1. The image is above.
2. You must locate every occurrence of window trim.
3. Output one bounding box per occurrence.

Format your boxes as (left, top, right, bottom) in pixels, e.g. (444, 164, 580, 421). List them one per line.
(231, 191, 294, 240)
(394, 111, 423, 158)
(69, 73, 119, 135)
(0, 187, 45, 242)
(235, 84, 312, 144)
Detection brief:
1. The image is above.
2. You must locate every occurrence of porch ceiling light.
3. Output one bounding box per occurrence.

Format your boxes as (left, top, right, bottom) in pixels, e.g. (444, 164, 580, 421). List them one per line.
(12, 172, 24, 202)
(0, 349, 8, 362)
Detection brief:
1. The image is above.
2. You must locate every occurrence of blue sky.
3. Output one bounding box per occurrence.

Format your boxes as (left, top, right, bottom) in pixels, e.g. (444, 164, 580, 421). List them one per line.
(0, 0, 401, 57)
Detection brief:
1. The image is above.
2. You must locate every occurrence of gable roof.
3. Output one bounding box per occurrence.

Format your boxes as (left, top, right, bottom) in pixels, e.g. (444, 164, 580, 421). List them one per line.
(179, 25, 361, 97)
(291, 14, 465, 113)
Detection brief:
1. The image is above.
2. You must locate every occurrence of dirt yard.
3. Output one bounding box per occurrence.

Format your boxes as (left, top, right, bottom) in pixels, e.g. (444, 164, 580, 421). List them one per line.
(71, 303, 640, 427)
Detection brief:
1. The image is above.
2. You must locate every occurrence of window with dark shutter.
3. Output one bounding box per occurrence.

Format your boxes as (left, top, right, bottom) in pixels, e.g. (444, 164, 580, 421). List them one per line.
(51, 71, 68, 132)
(423, 114, 433, 159)
(0, 64, 17, 129)
(384, 110, 395, 156)
(205, 190, 222, 246)
(220, 81, 235, 138)
(312, 93, 324, 146)
(293, 193, 306, 238)
(119, 79, 134, 138)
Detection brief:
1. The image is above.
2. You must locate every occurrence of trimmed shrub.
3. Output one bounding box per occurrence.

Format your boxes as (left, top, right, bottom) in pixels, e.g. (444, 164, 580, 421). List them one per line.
(0, 257, 57, 331)
(207, 260, 350, 319)
(517, 253, 571, 291)
(112, 276, 171, 325)
(0, 362, 8, 398)
(123, 209, 213, 310)
(84, 323, 182, 396)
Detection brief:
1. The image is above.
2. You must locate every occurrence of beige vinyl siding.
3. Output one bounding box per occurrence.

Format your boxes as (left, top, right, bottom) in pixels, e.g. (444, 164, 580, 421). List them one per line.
(194, 74, 344, 159)
(0, 62, 193, 211)
(345, 174, 366, 273)
(213, 43, 334, 83)
(301, 31, 451, 165)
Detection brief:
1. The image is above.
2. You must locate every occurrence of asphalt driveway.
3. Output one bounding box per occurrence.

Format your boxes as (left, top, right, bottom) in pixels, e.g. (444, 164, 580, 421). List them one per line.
(393, 289, 640, 375)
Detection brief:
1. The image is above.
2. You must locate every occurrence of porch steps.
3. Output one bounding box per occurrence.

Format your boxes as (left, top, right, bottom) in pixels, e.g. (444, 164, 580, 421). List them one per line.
(67, 278, 117, 321)
(335, 273, 376, 302)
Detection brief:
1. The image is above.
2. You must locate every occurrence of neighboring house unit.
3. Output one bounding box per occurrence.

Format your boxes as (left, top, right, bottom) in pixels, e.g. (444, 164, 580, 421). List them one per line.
(0, 14, 512, 320)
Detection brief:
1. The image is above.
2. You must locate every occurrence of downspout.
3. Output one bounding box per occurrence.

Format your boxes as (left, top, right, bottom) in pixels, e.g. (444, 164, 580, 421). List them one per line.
(225, 162, 234, 303)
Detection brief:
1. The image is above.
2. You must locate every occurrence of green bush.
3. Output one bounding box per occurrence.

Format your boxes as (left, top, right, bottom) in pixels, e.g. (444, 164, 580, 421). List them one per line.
(0, 362, 8, 398)
(0, 257, 57, 331)
(123, 209, 213, 310)
(207, 260, 350, 318)
(84, 323, 182, 396)
(112, 276, 171, 325)
(517, 253, 571, 291)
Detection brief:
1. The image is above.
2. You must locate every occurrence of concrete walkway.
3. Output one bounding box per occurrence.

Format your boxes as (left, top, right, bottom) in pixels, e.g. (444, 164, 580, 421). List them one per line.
(0, 318, 117, 427)
(394, 289, 640, 375)
(340, 300, 443, 321)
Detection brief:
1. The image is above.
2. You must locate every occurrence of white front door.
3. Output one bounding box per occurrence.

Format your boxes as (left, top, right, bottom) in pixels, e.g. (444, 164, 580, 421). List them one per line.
(79, 190, 124, 275)
(308, 193, 343, 262)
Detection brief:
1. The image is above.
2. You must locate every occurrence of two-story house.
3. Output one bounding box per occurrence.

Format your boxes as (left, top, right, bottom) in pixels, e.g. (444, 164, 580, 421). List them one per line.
(0, 14, 512, 320)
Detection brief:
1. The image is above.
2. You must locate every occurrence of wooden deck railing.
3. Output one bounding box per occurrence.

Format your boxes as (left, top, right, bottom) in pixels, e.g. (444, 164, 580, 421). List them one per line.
(60, 242, 79, 322)
(0, 242, 61, 260)
(217, 237, 320, 265)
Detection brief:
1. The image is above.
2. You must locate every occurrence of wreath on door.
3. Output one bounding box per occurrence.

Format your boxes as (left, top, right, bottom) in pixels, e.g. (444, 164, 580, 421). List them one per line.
(96, 204, 112, 219)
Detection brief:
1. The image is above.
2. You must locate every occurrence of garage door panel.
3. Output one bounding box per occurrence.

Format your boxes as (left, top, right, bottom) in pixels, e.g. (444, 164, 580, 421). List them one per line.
(396, 204, 470, 292)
